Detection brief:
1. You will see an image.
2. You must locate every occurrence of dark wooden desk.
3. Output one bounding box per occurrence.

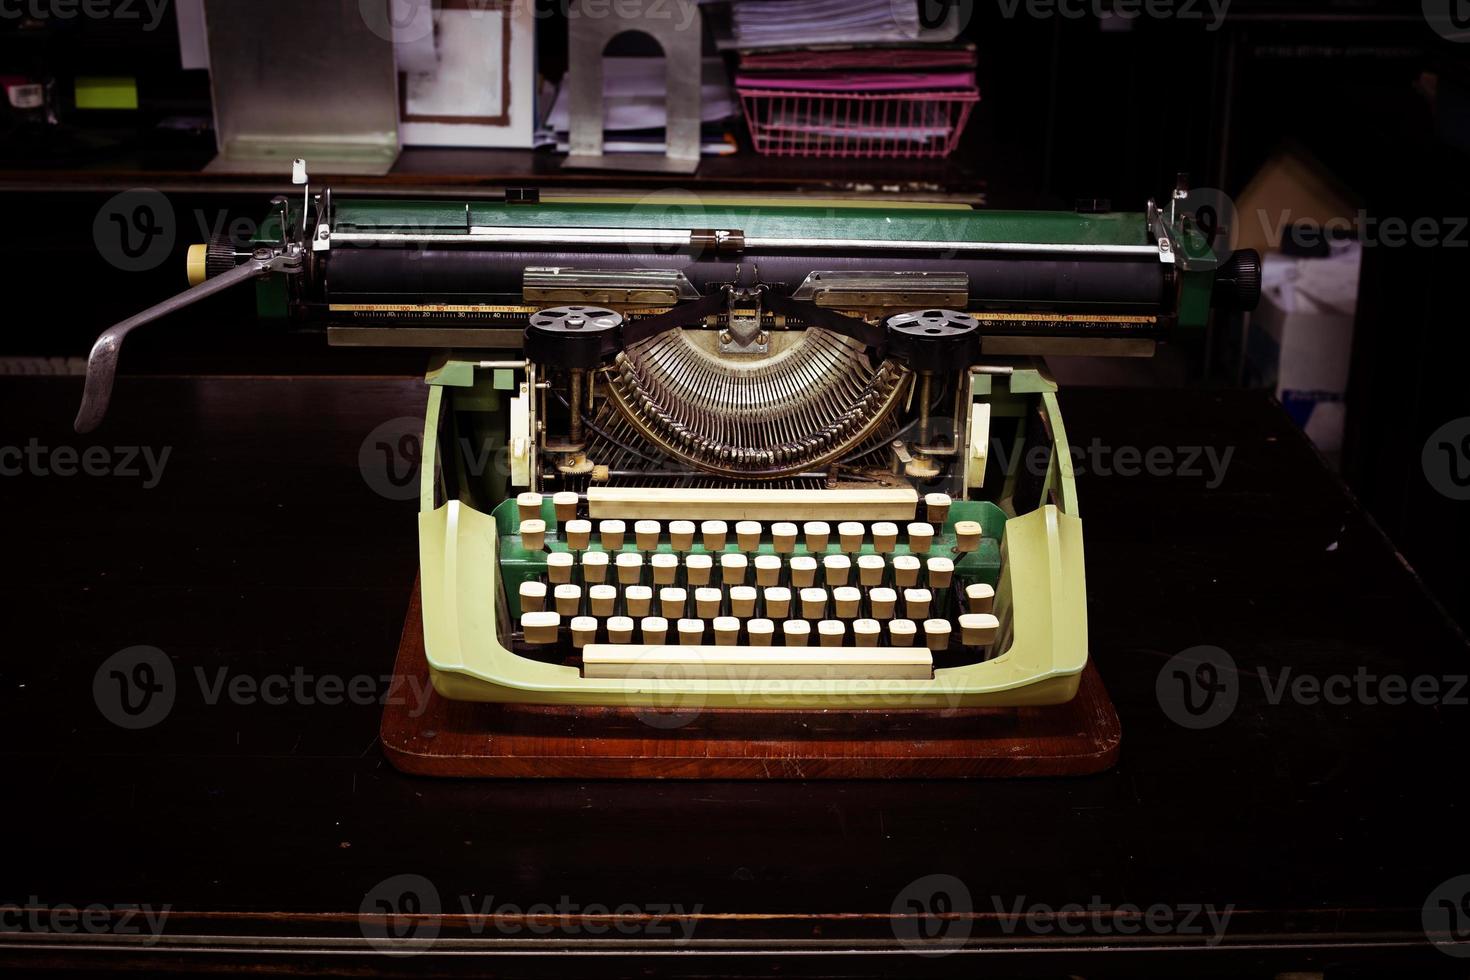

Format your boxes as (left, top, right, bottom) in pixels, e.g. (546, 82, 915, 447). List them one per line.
(1, 377, 1466, 977)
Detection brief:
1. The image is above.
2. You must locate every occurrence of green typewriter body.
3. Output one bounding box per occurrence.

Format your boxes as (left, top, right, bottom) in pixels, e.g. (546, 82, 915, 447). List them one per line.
(77, 171, 1259, 711)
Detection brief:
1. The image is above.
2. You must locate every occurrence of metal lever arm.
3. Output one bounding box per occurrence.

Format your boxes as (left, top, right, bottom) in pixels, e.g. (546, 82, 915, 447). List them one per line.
(74, 250, 300, 433)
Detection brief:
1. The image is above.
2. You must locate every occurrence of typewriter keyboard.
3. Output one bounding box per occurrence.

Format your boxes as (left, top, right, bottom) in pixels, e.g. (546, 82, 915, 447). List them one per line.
(496, 491, 1006, 680)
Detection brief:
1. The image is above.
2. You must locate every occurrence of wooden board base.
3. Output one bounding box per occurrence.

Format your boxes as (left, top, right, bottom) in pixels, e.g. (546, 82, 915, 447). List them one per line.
(381, 585, 1121, 778)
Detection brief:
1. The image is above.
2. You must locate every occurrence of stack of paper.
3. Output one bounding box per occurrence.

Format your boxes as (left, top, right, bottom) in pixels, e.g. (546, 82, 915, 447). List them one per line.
(730, 0, 920, 48)
(537, 57, 738, 156)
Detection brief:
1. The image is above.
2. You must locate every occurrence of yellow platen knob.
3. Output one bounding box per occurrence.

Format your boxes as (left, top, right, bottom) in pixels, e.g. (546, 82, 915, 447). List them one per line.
(186, 243, 207, 286)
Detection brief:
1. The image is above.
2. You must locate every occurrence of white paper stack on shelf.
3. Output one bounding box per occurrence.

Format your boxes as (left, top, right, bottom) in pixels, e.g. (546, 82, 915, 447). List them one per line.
(538, 57, 738, 156)
(729, 0, 921, 47)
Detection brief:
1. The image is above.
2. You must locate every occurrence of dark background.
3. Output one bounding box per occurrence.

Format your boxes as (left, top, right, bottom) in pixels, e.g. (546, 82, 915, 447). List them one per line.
(2, 0, 1468, 632)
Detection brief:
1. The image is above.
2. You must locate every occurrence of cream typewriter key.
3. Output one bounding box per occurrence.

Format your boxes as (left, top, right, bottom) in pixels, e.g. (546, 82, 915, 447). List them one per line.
(747, 618, 775, 646)
(571, 616, 598, 649)
(857, 554, 885, 587)
(599, 519, 626, 551)
(771, 522, 797, 554)
(965, 582, 995, 613)
(872, 522, 898, 554)
(546, 552, 574, 584)
(818, 620, 846, 648)
(669, 520, 696, 552)
(790, 555, 817, 588)
(907, 522, 934, 555)
(607, 616, 634, 644)
(581, 550, 609, 583)
(764, 586, 791, 619)
(678, 618, 705, 646)
(754, 554, 782, 587)
(823, 553, 851, 587)
(518, 581, 547, 613)
(926, 557, 954, 590)
(589, 584, 617, 617)
(615, 552, 643, 585)
(519, 519, 546, 551)
(695, 587, 722, 619)
(565, 519, 591, 551)
(959, 612, 1000, 646)
(889, 619, 917, 647)
(552, 491, 578, 523)
(782, 619, 811, 647)
(701, 520, 728, 552)
(720, 552, 748, 586)
(870, 587, 897, 620)
(893, 555, 921, 588)
(923, 618, 952, 652)
(641, 616, 668, 645)
(838, 521, 865, 552)
(625, 585, 652, 618)
(660, 587, 688, 619)
(521, 611, 560, 645)
(803, 521, 831, 553)
(800, 587, 828, 620)
(833, 586, 861, 619)
(730, 585, 757, 618)
(736, 520, 762, 551)
(516, 491, 543, 524)
(651, 553, 679, 586)
(554, 584, 582, 617)
(685, 553, 713, 586)
(853, 618, 881, 647)
(904, 588, 932, 620)
(925, 492, 951, 526)
(953, 520, 983, 554)
(635, 519, 661, 551)
(713, 616, 740, 646)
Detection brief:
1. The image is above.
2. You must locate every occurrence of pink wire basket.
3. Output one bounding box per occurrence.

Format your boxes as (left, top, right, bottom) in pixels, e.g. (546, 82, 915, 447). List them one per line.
(736, 87, 979, 159)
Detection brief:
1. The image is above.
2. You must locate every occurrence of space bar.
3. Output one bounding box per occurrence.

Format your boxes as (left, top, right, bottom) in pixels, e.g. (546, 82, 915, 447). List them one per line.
(581, 645, 933, 680)
(584, 487, 918, 521)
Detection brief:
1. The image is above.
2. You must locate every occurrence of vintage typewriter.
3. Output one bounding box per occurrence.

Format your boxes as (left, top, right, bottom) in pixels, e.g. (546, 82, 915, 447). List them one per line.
(76, 165, 1259, 711)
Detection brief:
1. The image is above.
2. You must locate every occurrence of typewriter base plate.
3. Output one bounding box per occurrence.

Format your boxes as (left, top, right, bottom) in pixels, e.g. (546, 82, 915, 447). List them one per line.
(383, 582, 1120, 779)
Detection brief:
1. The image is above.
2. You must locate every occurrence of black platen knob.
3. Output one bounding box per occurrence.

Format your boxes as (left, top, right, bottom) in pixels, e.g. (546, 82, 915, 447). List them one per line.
(1212, 248, 1262, 312)
(206, 233, 238, 279)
